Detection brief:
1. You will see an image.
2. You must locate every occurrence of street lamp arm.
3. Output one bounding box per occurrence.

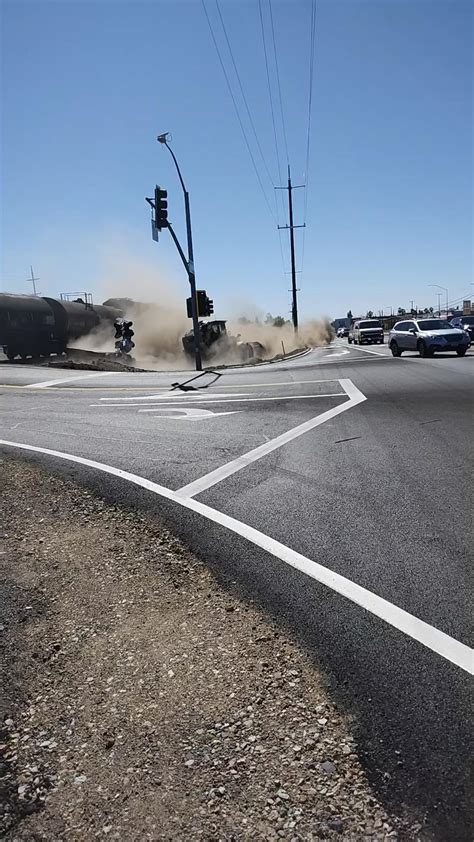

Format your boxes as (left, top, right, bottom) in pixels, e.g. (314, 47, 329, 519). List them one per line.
(160, 139, 187, 194)
(156, 132, 202, 370)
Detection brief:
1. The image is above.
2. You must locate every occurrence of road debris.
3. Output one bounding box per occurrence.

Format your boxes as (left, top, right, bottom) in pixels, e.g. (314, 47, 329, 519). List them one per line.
(0, 457, 426, 840)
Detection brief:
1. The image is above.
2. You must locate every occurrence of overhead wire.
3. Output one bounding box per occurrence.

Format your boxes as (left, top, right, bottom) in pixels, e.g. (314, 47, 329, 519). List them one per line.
(215, 0, 276, 193)
(303, 0, 316, 223)
(300, 0, 317, 289)
(258, 0, 283, 200)
(258, 0, 288, 283)
(201, 0, 277, 223)
(268, 0, 290, 165)
(215, 0, 290, 297)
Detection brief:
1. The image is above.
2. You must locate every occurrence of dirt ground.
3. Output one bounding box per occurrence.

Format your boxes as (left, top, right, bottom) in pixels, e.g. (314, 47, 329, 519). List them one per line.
(0, 457, 425, 841)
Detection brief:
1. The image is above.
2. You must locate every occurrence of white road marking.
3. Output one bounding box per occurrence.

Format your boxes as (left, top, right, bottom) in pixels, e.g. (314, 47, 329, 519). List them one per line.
(213, 377, 342, 389)
(175, 379, 365, 499)
(100, 391, 252, 406)
(24, 372, 113, 389)
(347, 345, 388, 357)
(89, 393, 345, 408)
(98, 379, 343, 400)
(99, 392, 251, 402)
(301, 355, 392, 366)
(137, 407, 239, 419)
(323, 349, 350, 358)
(0, 438, 471, 675)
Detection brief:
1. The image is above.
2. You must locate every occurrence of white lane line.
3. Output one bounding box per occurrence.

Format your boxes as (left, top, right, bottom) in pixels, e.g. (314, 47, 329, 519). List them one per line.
(310, 355, 392, 366)
(214, 377, 342, 389)
(100, 392, 251, 402)
(347, 345, 388, 357)
(98, 379, 343, 400)
(0, 438, 471, 675)
(24, 372, 113, 389)
(175, 379, 365, 500)
(89, 393, 346, 408)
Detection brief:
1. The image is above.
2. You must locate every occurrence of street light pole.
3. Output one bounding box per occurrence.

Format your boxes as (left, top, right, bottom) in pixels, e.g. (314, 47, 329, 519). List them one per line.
(157, 133, 202, 371)
(428, 284, 448, 319)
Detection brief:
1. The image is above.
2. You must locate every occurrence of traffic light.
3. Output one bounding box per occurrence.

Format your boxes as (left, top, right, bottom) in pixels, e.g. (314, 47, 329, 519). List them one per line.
(154, 186, 168, 230)
(186, 291, 214, 318)
(197, 290, 207, 317)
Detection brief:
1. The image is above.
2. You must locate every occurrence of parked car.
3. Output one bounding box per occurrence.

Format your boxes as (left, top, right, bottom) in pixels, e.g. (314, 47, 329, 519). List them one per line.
(450, 315, 474, 345)
(337, 326, 349, 337)
(348, 319, 384, 345)
(388, 318, 470, 357)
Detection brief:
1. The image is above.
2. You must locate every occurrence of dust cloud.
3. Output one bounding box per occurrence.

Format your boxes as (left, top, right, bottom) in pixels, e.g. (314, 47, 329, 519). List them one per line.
(71, 257, 332, 367)
(227, 318, 332, 358)
(70, 260, 190, 369)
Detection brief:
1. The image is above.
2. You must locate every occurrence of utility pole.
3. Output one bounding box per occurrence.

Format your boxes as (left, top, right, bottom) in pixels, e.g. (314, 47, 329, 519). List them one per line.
(288, 170, 298, 331)
(428, 284, 448, 319)
(28, 266, 40, 296)
(277, 166, 305, 333)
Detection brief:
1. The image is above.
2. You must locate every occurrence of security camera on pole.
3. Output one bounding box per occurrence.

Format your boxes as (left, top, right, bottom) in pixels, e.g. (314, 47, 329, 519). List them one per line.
(145, 133, 202, 371)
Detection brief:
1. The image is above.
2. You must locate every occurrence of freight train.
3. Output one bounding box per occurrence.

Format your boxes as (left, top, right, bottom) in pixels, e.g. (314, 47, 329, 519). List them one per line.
(0, 293, 121, 360)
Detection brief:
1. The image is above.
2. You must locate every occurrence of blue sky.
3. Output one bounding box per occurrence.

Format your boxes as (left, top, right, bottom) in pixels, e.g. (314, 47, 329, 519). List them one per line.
(1, 0, 472, 319)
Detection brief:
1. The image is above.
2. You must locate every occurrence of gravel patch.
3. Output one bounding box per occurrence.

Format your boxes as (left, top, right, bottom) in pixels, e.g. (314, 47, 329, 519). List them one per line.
(0, 457, 425, 840)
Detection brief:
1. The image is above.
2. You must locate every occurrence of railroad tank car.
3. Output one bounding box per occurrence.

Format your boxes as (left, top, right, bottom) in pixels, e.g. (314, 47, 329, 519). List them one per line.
(0, 294, 61, 360)
(42, 298, 120, 341)
(0, 293, 121, 360)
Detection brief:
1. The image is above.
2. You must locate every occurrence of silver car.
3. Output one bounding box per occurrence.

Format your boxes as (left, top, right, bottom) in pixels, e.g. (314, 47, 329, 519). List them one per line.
(388, 318, 470, 358)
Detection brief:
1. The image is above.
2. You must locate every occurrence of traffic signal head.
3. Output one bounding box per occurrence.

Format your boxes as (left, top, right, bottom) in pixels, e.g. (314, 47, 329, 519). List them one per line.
(197, 290, 207, 317)
(187, 290, 215, 318)
(154, 185, 168, 230)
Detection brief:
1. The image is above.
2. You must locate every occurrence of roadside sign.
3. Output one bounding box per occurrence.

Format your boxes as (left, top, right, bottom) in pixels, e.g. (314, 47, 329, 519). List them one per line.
(462, 299, 471, 315)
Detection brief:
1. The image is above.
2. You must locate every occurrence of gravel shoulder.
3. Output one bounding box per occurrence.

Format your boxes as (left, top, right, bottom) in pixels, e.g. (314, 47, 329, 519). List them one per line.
(1, 457, 424, 840)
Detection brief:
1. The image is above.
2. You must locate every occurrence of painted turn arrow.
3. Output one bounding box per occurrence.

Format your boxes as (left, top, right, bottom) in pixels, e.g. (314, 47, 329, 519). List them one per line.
(137, 407, 239, 420)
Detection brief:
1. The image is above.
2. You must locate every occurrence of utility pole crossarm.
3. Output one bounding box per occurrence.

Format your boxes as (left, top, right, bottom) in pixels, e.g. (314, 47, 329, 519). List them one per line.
(278, 224, 306, 230)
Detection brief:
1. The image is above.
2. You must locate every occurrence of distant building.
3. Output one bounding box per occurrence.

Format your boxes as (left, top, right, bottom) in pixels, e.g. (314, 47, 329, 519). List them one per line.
(332, 317, 350, 330)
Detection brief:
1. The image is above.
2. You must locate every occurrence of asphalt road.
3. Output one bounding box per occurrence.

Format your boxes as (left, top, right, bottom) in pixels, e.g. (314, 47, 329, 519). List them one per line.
(1, 340, 473, 839)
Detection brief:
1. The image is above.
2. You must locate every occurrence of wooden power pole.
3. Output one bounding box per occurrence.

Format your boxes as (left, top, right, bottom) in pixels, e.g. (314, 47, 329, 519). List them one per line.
(277, 166, 305, 332)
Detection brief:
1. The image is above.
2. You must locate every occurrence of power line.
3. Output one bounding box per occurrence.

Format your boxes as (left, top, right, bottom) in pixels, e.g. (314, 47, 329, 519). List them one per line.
(201, 0, 277, 223)
(258, 0, 288, 277)
(268, 0, 289, 165)
(215, 0, 276, 192)
(303, 0, 316, 222)
(300, 0, 317, 288)
(258, 0, 283, 201)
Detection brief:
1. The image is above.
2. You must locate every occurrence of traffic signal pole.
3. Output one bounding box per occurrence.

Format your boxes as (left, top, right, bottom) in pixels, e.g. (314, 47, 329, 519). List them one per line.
(183, 190, 202, 370)
(158, 136, 202, 371)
